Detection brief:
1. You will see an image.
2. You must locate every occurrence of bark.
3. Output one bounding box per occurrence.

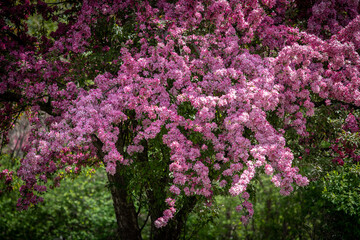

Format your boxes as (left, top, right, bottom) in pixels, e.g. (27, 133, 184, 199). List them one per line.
(92, 133, 142, 240)
(150, 196, 197, 240)
(92, 123, 198, 240)
(107, 170, 142, 240)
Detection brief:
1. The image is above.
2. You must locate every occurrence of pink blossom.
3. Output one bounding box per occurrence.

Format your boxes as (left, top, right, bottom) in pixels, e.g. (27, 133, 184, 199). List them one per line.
(169, 185, 181, 195)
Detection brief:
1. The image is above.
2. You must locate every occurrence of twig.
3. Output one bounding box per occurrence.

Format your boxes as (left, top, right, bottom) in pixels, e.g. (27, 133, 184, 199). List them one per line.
(102, 84, 120, 97)
(140, 213, 150, 232)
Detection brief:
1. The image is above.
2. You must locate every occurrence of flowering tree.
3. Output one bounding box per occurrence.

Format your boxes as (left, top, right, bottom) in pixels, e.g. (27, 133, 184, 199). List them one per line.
(1, 0, 360, 239)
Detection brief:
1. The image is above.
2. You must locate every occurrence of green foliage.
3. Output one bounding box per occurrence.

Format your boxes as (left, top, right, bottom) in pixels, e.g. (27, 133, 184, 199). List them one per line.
(187, 195, 243, 240)
(27, 14, 57, 38)
(0, 157, 117, 240)
(322, 163, 360, 216)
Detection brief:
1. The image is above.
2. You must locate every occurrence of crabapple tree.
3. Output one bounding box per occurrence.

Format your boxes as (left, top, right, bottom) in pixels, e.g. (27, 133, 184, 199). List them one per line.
(1, 0, 360, 239)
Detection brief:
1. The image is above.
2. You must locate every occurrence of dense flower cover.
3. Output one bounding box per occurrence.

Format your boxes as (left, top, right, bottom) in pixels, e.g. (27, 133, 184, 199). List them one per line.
(1, 0, 360, 228)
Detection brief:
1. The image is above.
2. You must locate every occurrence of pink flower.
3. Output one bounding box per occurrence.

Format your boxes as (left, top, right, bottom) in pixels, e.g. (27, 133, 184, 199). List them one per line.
(169, 185, 181, 195)
(154, 217, 167, 228)
(165, 198, 176, 207)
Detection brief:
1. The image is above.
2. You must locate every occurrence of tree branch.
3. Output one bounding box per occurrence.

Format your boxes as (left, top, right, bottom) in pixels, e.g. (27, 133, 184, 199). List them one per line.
(0, 91, 59, 116)
(140, 213, 150, 232)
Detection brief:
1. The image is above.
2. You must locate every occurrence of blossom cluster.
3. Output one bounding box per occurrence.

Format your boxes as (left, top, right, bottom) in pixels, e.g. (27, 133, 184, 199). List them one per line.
(331, 113, 360, 165)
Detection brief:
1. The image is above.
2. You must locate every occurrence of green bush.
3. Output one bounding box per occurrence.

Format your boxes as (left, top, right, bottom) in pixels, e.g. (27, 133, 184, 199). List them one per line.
(0, 160, 117, 240)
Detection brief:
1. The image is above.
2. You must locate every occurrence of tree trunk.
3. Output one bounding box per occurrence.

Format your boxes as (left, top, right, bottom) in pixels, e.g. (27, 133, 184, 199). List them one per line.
(92, 133, 142, 240)
(92, 125, 198, 240)
(107, 170, 142, 240)
(150, 196, 197, 240)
